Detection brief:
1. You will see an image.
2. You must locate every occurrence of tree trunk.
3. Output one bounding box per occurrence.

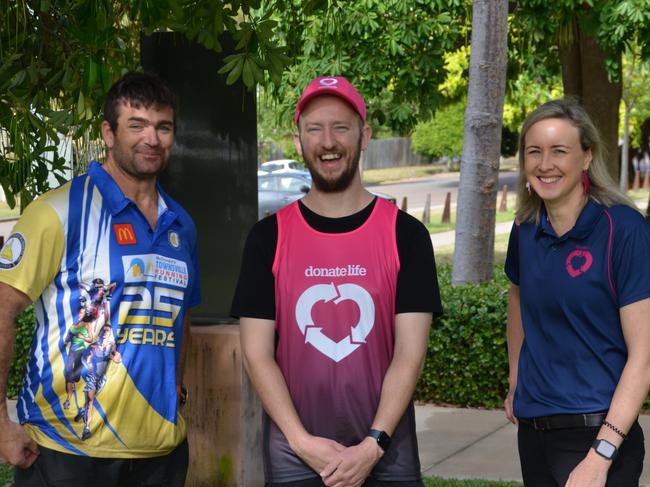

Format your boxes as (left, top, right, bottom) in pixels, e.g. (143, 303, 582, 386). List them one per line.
(559, 28, 622, 181)
(620, 103, 631, 192)
(452, 0, 508, 285)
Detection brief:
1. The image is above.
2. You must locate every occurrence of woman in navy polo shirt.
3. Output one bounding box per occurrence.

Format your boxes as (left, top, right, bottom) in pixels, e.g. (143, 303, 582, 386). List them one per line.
(504, 99, 650, 486)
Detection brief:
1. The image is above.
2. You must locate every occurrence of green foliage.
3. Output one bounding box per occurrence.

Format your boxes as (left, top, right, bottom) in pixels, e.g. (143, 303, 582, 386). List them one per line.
(502, 71, 563, 133)
(416, 264, 510, 407)
(262, 0, 469, 134)
(412, 101, 465, 161)
(438, 46, 470, 101)
(0, 0, 292, 209)
(7, 307, 35, 398)
(424, 478, 522, 487)
(0, 463, 12, 487)
(620, 47, 650, 147)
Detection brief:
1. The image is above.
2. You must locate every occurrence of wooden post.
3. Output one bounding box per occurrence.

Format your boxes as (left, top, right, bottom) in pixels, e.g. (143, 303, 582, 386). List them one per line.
(441, 192, 451, 224)
(185, 325, 264, 487)
(632, 171, 640, 190)
(401, 196, 408, 212)
(499, 185, 508, 212)
(643, 171, 649, 189)
(421, 194, 431, 225)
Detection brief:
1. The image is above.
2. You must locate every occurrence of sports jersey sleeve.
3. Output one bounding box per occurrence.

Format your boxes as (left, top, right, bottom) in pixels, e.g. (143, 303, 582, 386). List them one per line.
(611, 209, 650, 307)
(504, 221, 520, 285)
(395, 210, 443, 316)
(0, 198, 64, 301)
(230, 216, 278, 319)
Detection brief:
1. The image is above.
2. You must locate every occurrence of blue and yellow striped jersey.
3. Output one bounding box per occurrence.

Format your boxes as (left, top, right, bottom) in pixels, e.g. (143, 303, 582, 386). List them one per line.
(0, 161, 200, 457)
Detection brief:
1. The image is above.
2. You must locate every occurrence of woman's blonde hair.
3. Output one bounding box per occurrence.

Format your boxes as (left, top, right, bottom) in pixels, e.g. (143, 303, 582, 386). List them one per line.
(515, 99, 636, 223)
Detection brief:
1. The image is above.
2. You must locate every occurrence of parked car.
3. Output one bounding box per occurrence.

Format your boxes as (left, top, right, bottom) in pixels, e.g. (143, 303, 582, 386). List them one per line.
(259, 159, 307, 174)
(258, 171, 397, 220)
(258, 172, 311, 219)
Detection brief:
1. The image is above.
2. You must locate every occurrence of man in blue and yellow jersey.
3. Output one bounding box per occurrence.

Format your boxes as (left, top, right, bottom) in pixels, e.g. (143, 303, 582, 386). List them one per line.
(0, 72, 201, 486)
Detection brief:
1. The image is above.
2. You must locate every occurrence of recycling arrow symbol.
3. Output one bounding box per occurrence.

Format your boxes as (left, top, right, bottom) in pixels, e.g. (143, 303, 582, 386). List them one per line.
(295, 282, 375, 363)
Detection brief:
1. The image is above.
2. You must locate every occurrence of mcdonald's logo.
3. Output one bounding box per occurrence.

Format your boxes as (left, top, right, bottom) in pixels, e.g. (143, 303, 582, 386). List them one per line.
(113, 223, 137, 245)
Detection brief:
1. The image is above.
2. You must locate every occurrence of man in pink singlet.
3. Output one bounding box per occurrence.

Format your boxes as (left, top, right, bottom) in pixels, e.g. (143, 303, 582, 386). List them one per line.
(232, 76, 442, 487)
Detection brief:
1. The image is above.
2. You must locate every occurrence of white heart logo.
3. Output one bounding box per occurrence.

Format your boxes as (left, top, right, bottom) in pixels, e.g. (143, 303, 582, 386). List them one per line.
(295, 283, 375, 362)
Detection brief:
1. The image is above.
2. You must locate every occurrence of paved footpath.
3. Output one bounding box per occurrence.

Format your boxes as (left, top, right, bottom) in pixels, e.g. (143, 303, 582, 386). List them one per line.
(416, 404, 650, 484)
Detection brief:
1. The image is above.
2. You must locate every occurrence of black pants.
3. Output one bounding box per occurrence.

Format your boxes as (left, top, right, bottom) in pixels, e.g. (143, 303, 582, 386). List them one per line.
(266, 478, 423, 487)
(15, 439, 188, 487)
(518, 420, 645, 486)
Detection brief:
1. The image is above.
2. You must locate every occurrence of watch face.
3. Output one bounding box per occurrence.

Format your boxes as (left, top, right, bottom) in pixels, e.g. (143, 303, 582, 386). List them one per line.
(595, 440, 616, 458)
(377, 431, 391, 450)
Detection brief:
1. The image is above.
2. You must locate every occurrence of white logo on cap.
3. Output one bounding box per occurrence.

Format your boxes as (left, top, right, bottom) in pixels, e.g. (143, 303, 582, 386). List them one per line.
(319, 78, 338, 86)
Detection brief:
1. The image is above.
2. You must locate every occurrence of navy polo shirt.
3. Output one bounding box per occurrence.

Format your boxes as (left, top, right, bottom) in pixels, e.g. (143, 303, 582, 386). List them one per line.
(505, 201, 650, 418)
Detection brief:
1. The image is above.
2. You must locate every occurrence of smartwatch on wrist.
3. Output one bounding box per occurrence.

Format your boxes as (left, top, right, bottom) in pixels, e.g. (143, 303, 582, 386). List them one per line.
(367, 429, 391, 452)
(592, 438, 618, 461)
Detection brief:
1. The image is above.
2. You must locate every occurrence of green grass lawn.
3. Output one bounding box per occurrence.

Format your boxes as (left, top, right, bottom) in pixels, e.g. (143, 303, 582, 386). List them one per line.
(434, 231, 510, 267)
(419, 208, 515, 235)
(425, 478, 522, 487)
(362, 158, 519, 187)
(0, 464, 525, 487)
(362, 164, 449, 185)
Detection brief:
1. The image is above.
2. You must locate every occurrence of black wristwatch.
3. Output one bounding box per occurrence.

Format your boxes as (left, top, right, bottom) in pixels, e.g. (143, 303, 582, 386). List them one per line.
(367, 429, 391, 452)
(592, 438, 618, 461)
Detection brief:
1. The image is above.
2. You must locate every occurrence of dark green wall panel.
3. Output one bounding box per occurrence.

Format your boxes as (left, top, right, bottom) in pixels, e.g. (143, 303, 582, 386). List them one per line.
(142, 33, 257, 322)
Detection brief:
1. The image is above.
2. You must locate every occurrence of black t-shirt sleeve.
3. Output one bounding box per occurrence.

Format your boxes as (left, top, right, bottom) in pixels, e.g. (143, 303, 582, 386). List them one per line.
(230, 215, 278, 319)
(395, 210, 443, 317)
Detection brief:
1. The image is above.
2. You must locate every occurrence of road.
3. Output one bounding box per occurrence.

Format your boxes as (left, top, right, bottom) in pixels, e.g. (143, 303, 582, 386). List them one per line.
(367, 170, 519, 211)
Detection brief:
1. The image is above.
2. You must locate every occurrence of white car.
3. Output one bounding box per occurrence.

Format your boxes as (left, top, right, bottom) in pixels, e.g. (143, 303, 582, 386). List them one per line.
(259, 159, 307, 174)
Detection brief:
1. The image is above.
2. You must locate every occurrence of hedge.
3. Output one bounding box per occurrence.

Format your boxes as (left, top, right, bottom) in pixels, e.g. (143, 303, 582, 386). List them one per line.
(416, 264, 510, 407)
(7, 307, 35, 398)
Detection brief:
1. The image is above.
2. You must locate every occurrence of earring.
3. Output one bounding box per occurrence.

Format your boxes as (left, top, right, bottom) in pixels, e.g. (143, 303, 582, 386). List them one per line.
(582, 170, 590, 195)
(526, 181, 531, 195)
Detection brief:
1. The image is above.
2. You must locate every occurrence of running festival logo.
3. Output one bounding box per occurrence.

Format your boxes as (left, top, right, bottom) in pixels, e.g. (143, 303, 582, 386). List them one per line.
(0, 233, 26, 270)
(122, 254, 189, 288)
(295, 282, 375, 363)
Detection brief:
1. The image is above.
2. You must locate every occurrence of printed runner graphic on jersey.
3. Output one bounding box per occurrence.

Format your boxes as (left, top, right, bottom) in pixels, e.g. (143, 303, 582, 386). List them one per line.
(63, 279, 117, 441)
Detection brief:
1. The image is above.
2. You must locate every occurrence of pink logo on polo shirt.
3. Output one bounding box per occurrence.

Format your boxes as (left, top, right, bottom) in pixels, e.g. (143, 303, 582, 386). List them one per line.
(565, 249, 593, 278)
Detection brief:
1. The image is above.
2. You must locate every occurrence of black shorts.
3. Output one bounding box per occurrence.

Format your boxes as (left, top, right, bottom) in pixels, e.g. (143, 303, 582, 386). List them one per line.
(14, 439, 188, 487)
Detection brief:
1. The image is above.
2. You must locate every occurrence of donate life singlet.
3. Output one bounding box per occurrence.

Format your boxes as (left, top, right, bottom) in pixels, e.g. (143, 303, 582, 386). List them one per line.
(269, 197, 421, 482)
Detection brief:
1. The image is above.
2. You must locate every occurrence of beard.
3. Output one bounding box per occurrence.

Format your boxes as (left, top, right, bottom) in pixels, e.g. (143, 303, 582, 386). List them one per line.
(110, 140, 169, 181)
(301, 135, 362, 193)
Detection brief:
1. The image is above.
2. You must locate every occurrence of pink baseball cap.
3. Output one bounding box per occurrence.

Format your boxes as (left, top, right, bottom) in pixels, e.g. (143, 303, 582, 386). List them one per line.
(294, 76, 366, 125)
